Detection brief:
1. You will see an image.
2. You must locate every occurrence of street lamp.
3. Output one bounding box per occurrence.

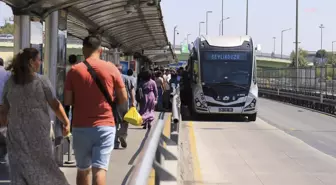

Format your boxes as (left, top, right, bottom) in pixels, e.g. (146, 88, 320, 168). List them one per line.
(245, 0, 249, 35)
(332, 41, 336, 63)
(319, 24, 325, 50)
(221, 0, 224, 35)
(199, 21, 205, 37)
(187, 33, 191, 44)
(281, 28, 292, 58)
(173, 25, 178, 50)
(206, 11, 212, 35)
(219, 17, 230, 35)
(295, 0, 299, 69)
(273, 37, 276, 54)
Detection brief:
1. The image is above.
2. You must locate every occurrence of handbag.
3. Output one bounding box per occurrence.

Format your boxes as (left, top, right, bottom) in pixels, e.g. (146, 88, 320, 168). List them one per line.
(136, 87, 144, 102)
(82, 60, 119, 119)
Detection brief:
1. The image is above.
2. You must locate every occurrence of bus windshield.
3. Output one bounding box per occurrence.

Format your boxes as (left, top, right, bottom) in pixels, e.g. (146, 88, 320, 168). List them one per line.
(200, 51, 252, 86)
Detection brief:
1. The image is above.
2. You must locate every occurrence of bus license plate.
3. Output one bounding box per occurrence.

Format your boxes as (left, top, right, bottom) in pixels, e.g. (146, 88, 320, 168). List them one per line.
(219, 108, 233, 112)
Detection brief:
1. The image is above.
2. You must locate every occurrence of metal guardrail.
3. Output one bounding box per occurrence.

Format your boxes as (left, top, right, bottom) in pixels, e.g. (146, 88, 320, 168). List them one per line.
(258, 66, 336, 98)
(128, 85, 181, 185)
(256, 53, 291, 60)
(257, 66, 336, 115)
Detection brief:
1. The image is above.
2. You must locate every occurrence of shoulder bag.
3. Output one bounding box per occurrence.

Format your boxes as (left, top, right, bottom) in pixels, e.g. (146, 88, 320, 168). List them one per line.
(83, 60, 119, 119)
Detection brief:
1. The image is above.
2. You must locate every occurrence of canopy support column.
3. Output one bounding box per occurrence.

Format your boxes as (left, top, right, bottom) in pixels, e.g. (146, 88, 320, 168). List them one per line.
(14, 15, 31, 54)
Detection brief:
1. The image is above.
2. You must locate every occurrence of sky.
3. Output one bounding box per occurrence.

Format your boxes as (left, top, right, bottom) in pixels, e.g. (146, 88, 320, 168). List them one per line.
(1, 0, 336, 55)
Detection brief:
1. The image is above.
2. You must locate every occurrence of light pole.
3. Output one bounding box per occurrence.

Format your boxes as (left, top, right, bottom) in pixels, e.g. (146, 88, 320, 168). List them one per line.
(281, 28, 292, 58)
(245, 0, 249, 35)
(295, 0, 299, 69)
(219, 17, 230, 35)
(221, 0, 224, 35)
(199, 21, 205, 37)
(332, 41, 336, 64)
(206, 11, 212, 35)
(273, 37, 276, 54)
(187, 33, 191, 44)
(319, 24, 325, 50)
(173, 25, 178, 50)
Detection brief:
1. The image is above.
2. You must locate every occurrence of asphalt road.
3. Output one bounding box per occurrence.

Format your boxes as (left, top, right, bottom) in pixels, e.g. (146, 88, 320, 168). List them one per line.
(258, 98, 336, 158)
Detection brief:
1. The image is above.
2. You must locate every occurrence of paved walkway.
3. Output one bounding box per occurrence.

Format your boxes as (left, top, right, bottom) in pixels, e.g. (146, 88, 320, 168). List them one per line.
(0, 121, 153, 185)
(61, 124, 149, 184)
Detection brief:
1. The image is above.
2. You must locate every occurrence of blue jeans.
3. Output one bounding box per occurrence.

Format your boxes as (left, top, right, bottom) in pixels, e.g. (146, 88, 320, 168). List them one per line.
(72, 126, 116, 171)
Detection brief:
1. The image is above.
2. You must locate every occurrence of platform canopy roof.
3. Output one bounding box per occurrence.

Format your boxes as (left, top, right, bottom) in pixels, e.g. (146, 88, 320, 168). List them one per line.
(2, 0, 174, 63)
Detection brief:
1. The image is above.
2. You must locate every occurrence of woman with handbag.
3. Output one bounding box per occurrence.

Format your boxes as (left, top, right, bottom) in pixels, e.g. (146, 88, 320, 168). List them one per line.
(0, 48, 70, 185)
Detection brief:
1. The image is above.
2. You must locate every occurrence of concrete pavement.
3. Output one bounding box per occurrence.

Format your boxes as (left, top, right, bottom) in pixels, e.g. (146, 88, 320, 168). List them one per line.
(0, 124, 150, 185)
(180, 99, 336, 185)
(61, 124, 149, 185)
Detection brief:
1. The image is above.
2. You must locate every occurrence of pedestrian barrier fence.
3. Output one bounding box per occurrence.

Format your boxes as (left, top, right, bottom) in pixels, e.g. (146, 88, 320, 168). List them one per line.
(257, 66, 336, 115)
(128, 85, 181, 185)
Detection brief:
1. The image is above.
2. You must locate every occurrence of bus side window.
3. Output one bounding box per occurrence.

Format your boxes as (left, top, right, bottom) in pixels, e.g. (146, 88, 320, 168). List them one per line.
(253, 58, 257, 84)
(190, 49, 199, 83)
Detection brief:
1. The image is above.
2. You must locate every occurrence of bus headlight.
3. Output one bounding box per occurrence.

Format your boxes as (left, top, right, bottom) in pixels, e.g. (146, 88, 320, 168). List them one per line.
(195, 96, 208, 110)
(245, 99, 256, 109)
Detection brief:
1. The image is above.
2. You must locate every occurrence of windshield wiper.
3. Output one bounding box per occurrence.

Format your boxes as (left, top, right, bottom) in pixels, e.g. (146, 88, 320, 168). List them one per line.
(210, 82, 248, 89)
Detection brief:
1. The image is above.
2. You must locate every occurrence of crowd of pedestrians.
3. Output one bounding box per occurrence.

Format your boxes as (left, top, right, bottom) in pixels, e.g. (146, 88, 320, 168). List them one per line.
(0, 34, 184, 185)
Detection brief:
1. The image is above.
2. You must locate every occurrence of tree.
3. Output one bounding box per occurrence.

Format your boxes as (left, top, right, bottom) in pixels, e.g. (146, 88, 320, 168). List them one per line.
(0, 23, 14, 34)
(327, 52, 336, 65)
(314, 49, 328, 65)
(315, 49, 327, 58)
(290, 48, 309, 67)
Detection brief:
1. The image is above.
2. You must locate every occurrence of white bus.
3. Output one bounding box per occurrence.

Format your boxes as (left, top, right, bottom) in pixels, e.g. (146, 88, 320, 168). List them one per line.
(186, 35, 259, 121)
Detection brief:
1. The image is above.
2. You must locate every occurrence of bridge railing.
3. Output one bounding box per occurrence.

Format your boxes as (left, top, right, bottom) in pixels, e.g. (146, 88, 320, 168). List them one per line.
(128, 86, 181, 185)
(257, 66, 336, 115)
(256, 53, 291, 60)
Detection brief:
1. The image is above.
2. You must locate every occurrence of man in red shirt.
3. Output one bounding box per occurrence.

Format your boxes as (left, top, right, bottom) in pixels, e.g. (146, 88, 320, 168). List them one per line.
(64, 35, 127, 185)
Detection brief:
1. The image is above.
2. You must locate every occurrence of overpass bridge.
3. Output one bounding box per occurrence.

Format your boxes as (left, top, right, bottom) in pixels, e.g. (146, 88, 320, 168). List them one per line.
(1, 1, 336, 185)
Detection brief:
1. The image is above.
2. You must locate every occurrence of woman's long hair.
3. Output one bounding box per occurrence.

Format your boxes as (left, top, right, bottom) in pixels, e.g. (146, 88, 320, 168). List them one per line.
(6, 48, 39, 85)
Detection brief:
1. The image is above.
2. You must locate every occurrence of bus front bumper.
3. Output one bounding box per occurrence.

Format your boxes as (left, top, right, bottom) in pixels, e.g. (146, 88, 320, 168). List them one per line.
(195, 106, 257, 115)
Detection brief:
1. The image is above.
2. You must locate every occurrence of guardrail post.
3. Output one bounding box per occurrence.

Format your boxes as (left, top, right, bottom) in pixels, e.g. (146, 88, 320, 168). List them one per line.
(170, 84, 180, 145)
(155, 144, 162, 185)
(64, 135, 75, 165)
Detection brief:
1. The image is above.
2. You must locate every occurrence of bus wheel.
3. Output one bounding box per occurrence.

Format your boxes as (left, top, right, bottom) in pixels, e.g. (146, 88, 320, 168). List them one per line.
(248, 113, 257, 122)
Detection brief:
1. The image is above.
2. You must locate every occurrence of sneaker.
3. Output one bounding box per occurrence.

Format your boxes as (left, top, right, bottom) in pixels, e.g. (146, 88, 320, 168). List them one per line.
(119, 137, 127, 148)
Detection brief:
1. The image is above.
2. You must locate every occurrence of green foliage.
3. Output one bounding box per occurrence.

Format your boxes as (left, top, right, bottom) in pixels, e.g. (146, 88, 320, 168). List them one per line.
(0, 23, 14, 34)
(315, 49, 327, 58)
(290, 48, 309, 67)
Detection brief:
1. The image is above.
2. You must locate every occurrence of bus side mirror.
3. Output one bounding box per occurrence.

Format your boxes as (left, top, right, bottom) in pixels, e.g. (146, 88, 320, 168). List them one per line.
(255, 44, 261, 51)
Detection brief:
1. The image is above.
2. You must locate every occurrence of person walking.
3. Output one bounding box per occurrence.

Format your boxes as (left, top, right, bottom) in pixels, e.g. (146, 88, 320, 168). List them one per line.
(114, 64, 136, 149)
(0, 48, 70, 185)
(138, 70, 158, 130)
(64, 35, 127, 185)
(0, 57, 9, 164)
(65, 54, 78, 129)
(155, 71, 164, 111)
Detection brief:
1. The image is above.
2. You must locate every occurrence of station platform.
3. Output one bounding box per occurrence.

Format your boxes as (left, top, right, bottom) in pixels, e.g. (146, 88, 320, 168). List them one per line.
(61, 124, 149, 185)
(179, 98, 336, 185)
(0, 123, 151, 185)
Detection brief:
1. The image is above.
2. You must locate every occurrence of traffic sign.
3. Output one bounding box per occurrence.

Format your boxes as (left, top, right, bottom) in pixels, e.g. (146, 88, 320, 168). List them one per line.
(181, 44, 189, 53)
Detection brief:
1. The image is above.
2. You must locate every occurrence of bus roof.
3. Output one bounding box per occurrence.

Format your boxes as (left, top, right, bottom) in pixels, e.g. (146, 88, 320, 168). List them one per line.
(200, 35, 251, 47)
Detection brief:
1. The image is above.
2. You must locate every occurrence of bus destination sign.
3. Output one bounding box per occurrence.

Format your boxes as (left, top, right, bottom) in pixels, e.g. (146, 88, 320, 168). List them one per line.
(205, 52, 247, 61)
